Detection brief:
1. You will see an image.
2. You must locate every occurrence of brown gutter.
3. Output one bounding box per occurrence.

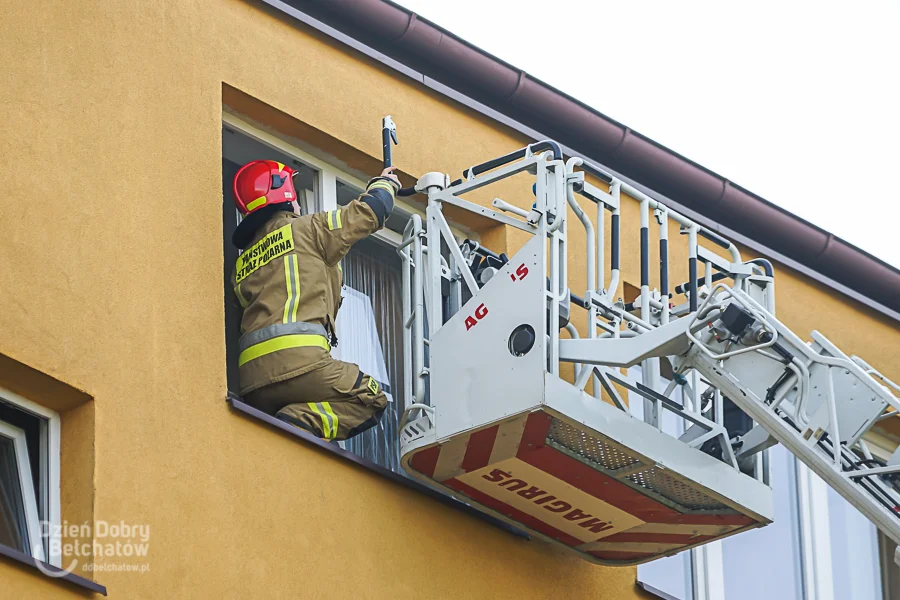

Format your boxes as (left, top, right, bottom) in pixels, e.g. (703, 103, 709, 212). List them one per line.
(288, 0, 900, 312)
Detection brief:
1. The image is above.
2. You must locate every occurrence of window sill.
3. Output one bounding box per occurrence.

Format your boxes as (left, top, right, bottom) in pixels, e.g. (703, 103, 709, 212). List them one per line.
(0, 543, 107, 596)
(226, 393, 529, 540)
(637, 581, 681, 600)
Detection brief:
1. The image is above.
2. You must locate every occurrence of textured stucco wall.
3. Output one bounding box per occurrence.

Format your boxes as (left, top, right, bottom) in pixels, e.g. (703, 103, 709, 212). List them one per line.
(0, 1, 897, 598)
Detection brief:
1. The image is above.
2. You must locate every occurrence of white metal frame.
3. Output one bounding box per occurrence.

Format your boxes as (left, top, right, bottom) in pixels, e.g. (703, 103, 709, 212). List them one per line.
(600, 237, 881, 600)
(397, 147, 775, 569)
(0, 386, 61, 565)
(389, 141, 900, 590)
(682, 289, 900, 543)
(398, 145, 767, 470)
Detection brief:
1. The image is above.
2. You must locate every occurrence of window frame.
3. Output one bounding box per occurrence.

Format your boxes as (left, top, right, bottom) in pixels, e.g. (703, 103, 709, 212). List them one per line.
(221, 112, 475, 469)
(0, 386, 61, 566)
(0, 420, 43, 561)
(222, 111, 471, 245)
(627, 358, 886, 600)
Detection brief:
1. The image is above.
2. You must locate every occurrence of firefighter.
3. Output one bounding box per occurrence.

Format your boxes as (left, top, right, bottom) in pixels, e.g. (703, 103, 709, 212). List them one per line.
(230, 159, 399, 441)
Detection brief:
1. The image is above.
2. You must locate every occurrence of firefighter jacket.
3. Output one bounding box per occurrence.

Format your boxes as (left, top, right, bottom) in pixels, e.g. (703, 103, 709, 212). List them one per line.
(231, 177, 397, 395)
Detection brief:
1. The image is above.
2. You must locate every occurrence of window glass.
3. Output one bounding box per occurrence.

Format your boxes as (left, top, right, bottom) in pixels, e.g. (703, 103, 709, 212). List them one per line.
(336, 180, 357, 206)
(0, 401, 41, 510)
(0, 435, 28, 553)
(638, 553, 694, 600)
(722, 444, 804, 600)
(0, 400, 49, 559)
(827, 486, 882, 599)
(334, 180, 411, 470)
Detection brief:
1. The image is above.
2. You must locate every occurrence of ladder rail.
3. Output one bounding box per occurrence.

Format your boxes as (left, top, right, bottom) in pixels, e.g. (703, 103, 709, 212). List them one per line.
(690, 345, 900, 546)
(724, 285, 900, 435)
(398, 214, 427, 406)
(677, 283, 900, 546)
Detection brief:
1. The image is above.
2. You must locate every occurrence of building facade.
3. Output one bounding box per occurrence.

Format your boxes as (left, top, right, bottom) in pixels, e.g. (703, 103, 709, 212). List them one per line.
(1, 1, 899, 598)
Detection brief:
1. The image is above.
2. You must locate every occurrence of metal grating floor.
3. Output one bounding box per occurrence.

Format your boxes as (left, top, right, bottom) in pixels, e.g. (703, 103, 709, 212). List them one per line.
(547, 418, 643, 471)
(546, 418, 731, 513)
(625, 466, 728, 510)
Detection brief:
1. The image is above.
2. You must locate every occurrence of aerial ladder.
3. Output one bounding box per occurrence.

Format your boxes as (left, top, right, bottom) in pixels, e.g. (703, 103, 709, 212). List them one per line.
(385, 122, 900, 566)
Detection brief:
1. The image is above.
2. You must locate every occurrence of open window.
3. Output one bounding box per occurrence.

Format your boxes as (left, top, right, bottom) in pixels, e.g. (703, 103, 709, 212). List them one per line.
(0, 388, 60, 565)
(222, 124, 319, 394)
(222, 113, 468, 475)
(0, 420, 41, 560)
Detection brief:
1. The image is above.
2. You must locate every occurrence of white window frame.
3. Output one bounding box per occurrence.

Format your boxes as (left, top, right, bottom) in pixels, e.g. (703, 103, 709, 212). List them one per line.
(222, 111, 476, 470)
(222, 111, 474, 245)
(691, 440, 885, 600)
(796, 461, 835, 600)
(0, 386, 61, 566)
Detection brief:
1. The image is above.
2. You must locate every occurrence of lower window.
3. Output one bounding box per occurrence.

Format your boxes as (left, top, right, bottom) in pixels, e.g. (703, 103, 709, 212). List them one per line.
(0, 420, 41, 557)
(0, 390, 60, 564)
(827, 485, 882, 599)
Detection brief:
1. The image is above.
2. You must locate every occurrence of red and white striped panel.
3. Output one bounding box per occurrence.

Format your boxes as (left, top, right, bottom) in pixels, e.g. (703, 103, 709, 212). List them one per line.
(408, 411, 758, 563)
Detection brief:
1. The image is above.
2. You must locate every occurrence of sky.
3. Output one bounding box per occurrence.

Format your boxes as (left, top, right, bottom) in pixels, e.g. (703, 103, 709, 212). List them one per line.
(395, 0, 900, 268)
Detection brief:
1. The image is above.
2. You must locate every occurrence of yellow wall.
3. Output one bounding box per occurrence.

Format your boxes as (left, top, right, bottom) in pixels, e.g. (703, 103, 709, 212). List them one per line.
(1, 1, 897, 599)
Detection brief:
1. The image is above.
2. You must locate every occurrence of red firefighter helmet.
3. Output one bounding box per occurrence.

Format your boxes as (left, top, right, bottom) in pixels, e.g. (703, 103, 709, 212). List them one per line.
(233, 160, 297, 216)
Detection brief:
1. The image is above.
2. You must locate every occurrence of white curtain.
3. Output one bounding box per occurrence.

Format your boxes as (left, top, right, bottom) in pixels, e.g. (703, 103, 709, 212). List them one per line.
(331, 287, 392, 399)
(334, 239, 405, 473)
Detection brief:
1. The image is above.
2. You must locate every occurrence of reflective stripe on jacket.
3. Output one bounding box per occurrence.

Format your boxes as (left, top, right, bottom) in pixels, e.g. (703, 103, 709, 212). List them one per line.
(231, 179, 395, 395)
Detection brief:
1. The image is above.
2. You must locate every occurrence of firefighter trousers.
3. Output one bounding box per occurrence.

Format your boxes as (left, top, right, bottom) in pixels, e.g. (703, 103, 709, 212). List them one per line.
(244, 358, 388, 441)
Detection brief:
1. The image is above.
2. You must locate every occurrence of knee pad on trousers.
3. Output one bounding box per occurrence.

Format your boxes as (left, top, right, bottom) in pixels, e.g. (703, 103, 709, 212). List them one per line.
(345, 405, 387, 439)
